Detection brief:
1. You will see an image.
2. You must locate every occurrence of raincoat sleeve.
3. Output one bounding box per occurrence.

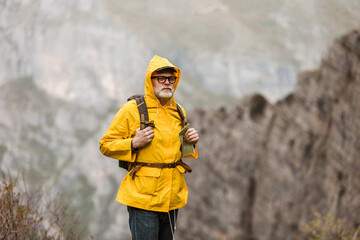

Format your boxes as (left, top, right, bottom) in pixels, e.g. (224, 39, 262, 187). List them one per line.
(99, 102, 138, 162)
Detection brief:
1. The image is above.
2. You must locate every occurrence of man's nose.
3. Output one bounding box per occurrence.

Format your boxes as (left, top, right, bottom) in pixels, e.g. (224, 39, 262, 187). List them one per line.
(163, 78, 171, 84)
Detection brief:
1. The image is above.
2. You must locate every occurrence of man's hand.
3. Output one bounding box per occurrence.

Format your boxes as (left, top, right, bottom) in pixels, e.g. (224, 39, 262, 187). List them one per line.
(184, 128, 199, 145)
(132, 127, 154, 149)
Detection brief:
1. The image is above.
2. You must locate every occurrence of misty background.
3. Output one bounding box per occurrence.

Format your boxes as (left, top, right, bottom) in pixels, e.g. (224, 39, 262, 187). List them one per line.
(1, 0, 360, 239)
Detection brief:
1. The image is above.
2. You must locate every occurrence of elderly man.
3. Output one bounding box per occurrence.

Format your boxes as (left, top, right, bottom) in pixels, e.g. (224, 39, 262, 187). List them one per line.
(99, 55, 199, 240)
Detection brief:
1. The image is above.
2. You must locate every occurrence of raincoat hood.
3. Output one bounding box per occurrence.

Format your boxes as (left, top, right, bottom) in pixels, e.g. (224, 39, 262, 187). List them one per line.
(144, 55, 181, 107)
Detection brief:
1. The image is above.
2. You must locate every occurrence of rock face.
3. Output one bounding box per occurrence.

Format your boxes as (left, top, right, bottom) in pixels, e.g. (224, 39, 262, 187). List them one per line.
(1, 0, 360, 107)
(1, 1, 360, 237)
(178, 29, 360, 239)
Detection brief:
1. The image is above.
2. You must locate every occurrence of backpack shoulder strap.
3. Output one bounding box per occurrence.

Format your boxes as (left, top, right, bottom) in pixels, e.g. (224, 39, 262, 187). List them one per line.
(176, 102, 187, 126)
(133, 96, 149, 130)
(119, 94, 152, 170)
(127, 94, 144, 101)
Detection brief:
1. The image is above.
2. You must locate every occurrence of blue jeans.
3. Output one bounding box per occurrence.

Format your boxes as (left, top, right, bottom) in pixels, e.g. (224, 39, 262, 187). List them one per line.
(127, 206, 179, 240)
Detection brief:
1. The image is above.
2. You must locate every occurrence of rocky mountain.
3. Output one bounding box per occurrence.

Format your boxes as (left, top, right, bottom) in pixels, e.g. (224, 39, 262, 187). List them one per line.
(1, 0, 360, 239)
(1, 0, 360, 109)
(179, 28, 360, 239)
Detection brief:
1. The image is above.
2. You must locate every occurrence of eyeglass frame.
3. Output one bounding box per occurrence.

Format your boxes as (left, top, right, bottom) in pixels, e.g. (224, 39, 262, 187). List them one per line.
(150, 76, 177, 84)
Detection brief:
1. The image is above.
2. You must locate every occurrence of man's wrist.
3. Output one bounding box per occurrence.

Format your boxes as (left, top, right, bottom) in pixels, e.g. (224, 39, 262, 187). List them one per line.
(131, 140, 139, 153)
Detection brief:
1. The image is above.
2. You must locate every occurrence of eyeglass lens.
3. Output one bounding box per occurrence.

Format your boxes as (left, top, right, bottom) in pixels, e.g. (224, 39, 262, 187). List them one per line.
(156, 76, 176, 83)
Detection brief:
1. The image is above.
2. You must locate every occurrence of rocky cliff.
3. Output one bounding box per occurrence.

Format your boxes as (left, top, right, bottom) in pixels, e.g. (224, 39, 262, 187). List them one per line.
(178, 29, 360, 239)
(1, 1, 360, 238)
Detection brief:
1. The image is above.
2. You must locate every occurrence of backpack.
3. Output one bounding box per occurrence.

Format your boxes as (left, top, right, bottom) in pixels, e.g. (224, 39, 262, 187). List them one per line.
(118, 94, 187, 171)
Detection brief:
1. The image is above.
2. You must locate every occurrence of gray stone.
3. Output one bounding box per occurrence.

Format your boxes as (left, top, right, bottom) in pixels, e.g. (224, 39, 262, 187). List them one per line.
(178, 29, 360, 240)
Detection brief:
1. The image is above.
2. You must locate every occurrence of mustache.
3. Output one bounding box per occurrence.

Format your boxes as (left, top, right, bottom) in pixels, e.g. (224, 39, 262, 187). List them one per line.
(161, 86, 173, 90)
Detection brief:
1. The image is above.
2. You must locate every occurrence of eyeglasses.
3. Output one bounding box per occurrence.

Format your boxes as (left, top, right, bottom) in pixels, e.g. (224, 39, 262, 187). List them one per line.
(151, 76, 177, 84)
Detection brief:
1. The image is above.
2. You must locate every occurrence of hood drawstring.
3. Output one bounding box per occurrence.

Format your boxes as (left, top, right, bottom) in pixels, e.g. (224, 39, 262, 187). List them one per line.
(156, 97, 174, 115)
(168, 209, 177, 240)
(157, 99, 159, 115)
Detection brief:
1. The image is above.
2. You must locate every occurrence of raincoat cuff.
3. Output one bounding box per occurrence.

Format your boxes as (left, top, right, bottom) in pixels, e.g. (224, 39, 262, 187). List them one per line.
(120, 138, 137, 162)
(131, 140, 139, 153)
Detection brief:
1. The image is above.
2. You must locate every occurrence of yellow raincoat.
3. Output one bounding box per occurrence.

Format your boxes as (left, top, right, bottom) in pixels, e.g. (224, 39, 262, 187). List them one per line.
(99, 55, 198, 212)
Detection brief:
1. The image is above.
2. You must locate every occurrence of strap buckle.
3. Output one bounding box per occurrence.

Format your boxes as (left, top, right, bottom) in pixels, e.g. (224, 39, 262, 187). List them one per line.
(168, 162, 176, 168)
(141, 120, 155, 128)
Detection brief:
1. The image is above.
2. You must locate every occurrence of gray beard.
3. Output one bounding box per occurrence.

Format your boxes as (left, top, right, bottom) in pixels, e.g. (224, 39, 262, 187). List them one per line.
(154, 88, 173, 100)
(157, 91, 173, 99)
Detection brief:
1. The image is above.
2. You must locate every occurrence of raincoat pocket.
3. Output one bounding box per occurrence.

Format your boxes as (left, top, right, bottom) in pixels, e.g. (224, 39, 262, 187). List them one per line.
(134, 167, 161, 195)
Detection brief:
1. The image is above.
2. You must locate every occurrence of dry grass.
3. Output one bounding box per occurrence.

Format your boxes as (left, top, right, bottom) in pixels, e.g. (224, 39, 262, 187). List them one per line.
(0, 171, 91, 239)
(302, 209, 360, 240)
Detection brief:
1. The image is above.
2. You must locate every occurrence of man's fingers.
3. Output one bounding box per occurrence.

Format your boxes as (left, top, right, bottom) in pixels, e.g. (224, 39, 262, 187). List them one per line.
(186, 132, 197, 138)
(184, 128, 199, 144)
(147, 133, 154, 139)
(143, 127, 154, 134)
(137, 127, 154, 136)
(145, 128, 154, 141)
(133, 127, 155, 148)
(146, 129, 154, 137)
(188, 134, 198, 140)
(185, 130, 198, 139)
(186, 136, 198, 143)
(184, 128, 194, 137)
